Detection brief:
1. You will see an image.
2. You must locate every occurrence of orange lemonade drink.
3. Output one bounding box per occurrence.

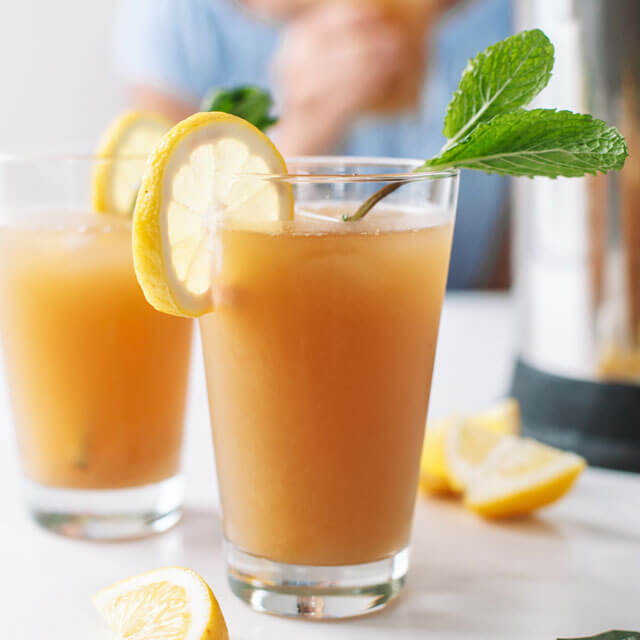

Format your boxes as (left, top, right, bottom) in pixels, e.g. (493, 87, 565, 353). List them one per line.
(128, 112, 458, 614)
(200, 205, 453, 566)
(0, 213, 192, 490)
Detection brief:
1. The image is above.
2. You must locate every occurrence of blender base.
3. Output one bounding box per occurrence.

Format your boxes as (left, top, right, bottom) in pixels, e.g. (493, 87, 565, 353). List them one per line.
(511, 359, 640, 472)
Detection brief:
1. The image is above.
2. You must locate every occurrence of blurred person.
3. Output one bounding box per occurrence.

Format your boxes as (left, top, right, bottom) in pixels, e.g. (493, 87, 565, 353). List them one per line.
(114, 0, 511, 288)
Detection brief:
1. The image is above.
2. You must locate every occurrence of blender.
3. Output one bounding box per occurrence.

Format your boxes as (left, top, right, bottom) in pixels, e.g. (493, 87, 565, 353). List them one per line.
(512, 0, 640, 471)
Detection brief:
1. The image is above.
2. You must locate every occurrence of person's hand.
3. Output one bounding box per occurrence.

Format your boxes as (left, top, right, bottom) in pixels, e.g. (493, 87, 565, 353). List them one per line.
(271, 2, 414, 155)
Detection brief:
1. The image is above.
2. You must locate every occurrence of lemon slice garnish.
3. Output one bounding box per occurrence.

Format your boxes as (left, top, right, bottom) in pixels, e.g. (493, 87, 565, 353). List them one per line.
(93, 567, 228, 640)
(132, 111, 293, 318)
(465, 438, 586, 518)
(93, 110, 172, 216)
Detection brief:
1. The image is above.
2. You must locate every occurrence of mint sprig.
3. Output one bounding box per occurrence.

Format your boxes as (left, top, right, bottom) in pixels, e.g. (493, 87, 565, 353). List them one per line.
(201, 86, 277, 132)
(558, 632, 640, 640)
(344, 29, 628, 222)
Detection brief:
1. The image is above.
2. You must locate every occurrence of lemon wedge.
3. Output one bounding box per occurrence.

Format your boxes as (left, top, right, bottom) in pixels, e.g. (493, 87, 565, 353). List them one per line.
(132, 111, 293, 318)
(465, 397, 521, 436)
(419, 398, 522, 494)
(446, 420, 508, 492)
(419, 416, 459, 494)
(93, 110, 172, 216)
(465, 438, 586, 518)
(93, 567, 228, 640)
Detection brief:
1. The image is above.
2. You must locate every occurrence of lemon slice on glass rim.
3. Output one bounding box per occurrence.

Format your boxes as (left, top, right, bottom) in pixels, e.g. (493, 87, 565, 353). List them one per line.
(93, 110, 172, 216)
(132, 111, 293, 318)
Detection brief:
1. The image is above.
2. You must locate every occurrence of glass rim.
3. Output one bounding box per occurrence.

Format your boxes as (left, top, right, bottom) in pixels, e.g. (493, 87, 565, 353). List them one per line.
(0, 153, 458, 184)
(255, 157, 458, 184)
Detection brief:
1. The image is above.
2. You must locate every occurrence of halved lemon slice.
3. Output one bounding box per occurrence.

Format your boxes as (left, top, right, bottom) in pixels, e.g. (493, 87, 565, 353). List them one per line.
(419, 416, 459, 494)
(465, 438, 586, 518)
(93, 110, 172, 216)
(419, 399, 521, 495)
(93, 567, 228, 640)
(132, 111, 293, 317)
(465, 397, 521, 436)
(445, 420, 508, 492)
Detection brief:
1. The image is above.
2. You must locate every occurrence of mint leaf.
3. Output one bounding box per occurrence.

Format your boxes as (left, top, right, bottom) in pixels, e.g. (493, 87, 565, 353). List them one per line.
(344, 27, 629, 222)
(443, 29, 554, 146)
(201, 86, 277, 132)
(558, 632, 640, 640)
(422, 109, 628, 178)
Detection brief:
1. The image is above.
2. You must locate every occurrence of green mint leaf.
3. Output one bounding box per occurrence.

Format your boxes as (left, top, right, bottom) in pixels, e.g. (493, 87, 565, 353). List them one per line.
(443, 29, 554, 146)
(558, 632, 640, 640)
(422, 109, 628, 178)
(201, 86, 278, 132)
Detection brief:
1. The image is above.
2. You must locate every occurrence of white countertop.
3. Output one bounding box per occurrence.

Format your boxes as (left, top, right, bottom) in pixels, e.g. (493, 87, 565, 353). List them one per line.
(1, 293, 639, 639)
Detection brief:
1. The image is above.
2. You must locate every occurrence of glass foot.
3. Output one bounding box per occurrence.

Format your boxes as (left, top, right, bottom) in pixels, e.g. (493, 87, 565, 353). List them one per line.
(225, 541, 409, 619)
(25, 475, 184, 540)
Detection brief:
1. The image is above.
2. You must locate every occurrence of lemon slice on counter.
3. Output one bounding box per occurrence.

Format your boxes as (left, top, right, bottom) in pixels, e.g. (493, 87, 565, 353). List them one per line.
(93, 567, 228, 640)
(465, 438, 586, 518)
(93, 110, 172, 216)
(419, 398, 522, 494)
(419, 416, 459, 494)
(132, 111, 293, 318)
(465, 397, 521, 436)
(445, 420, 509, 492)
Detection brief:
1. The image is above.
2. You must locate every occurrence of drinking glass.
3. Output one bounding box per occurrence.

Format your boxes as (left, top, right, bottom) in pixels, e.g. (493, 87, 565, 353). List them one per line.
(0, 155, 193, 539)
(199, 158, 459, 617)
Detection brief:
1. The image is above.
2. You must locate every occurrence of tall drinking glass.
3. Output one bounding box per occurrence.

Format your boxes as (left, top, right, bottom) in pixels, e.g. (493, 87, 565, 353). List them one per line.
(0, 156, 193, 539)
(199, 158, 459, 617)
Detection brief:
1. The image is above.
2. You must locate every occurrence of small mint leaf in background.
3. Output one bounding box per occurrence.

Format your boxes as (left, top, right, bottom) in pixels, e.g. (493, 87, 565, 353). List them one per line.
(443, 29, 554, 146)
(201, 86, 278, 132)
(422, 109, 628, 178)
(558, 631, 640, 640)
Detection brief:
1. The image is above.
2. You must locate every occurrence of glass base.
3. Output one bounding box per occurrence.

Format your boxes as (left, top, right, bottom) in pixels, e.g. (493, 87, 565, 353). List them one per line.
(225, 541, 409, 619)
(24, 475, 184, 540)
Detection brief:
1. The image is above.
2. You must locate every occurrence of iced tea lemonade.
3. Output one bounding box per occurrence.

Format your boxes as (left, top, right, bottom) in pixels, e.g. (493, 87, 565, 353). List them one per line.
(200, 206, 453, 565)
(131, 112, 458, 616)
(0, 213, 192, 490)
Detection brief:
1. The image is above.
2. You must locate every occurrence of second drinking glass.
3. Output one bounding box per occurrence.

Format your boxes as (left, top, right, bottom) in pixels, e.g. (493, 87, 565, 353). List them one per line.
(0, 155, 193, 539)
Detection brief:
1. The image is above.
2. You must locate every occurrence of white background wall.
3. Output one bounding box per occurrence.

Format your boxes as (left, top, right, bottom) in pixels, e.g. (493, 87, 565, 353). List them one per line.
(0, 0, 125, 153)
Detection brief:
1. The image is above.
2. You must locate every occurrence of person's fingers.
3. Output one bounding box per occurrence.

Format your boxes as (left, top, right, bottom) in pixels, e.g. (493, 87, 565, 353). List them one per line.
(274, 8, 417, 121)
(279, 20, 402, 76)
(286, 26, 408, 97)
(292, 0, 386, 36)
(278, 1, 409, 72)
(286, 28, 401, 86)
(287, 37, 406, 114)
(340, 24, 409, 77)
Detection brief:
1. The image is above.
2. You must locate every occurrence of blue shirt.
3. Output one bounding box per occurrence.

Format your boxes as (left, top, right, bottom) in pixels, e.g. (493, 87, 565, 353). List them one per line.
(114, 0, 511, 288)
